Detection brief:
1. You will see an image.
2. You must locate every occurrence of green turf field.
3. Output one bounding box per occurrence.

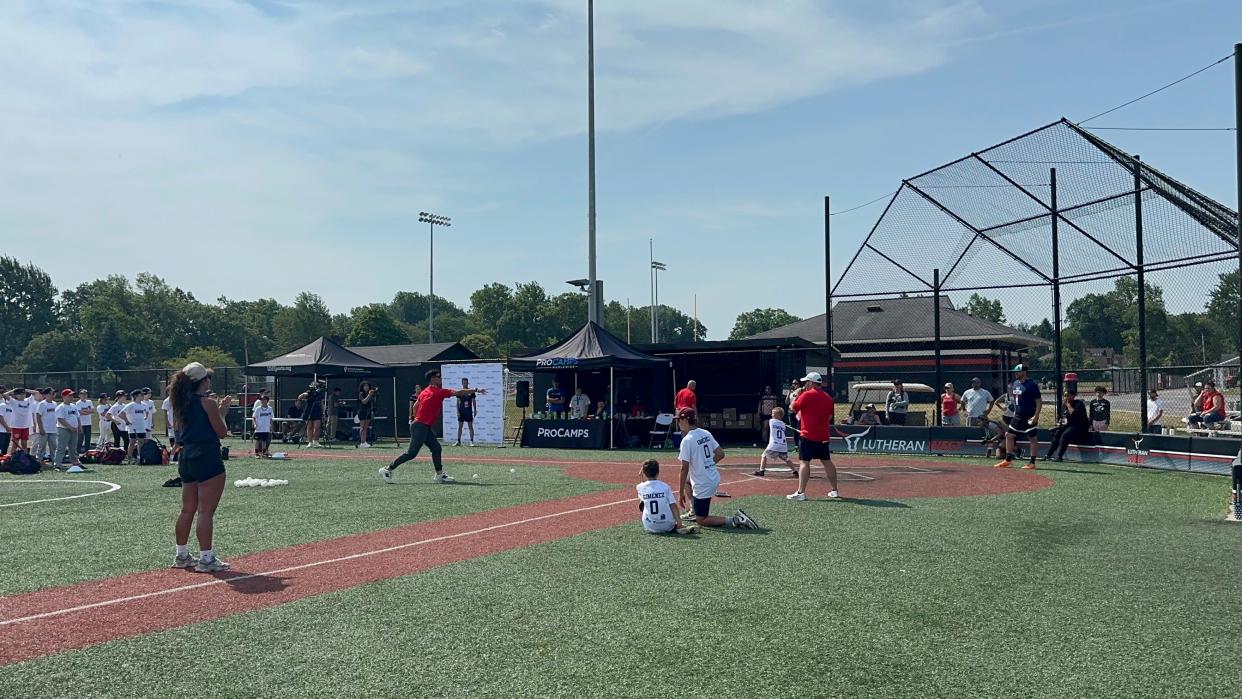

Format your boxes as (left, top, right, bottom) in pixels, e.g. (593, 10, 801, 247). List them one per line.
(2, 442, 1239, 698)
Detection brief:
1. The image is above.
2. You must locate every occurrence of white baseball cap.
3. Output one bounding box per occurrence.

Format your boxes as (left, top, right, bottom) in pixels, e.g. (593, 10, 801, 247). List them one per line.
(182, 362, 210, 382)
(800, 371, 823, 384)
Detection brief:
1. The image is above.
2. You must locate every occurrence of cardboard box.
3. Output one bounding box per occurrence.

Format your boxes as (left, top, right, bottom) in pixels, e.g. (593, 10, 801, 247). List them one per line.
(723, 408, 738, 420)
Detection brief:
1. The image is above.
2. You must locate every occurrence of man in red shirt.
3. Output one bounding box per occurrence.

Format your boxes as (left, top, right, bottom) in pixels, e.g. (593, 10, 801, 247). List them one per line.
(675, 381, 697, 412)
(786, 372, 839, 501)
(380, 370, 487, 484)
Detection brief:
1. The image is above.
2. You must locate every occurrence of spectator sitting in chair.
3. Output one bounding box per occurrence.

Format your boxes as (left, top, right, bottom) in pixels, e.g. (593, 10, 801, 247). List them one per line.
(1047, 390, 1090, 462)
(857, 404, 882, 426)
(630, 395, 647, 418)
(546, 380, 567, 417)
(569, 386, 592, 420)
(1187, 380, 1226, 428)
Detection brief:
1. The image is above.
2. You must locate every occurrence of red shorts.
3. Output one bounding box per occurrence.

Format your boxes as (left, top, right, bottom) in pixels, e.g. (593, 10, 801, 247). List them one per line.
(9, 427, 29, 440)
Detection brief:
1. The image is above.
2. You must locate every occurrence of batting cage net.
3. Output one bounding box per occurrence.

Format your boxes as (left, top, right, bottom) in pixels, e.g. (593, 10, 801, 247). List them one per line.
(831, 118, 1240, 443)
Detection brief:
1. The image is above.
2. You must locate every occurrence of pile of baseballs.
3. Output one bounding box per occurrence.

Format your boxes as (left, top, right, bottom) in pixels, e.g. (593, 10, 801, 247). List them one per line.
(234, 477, 290, 488)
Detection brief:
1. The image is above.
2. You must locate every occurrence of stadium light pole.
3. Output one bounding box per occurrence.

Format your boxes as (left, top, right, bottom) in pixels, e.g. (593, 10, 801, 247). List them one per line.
(586, 0, 599, 325)
(651, 260, 667, 343)
(1233, 42, 1241, 419)
(419, 211, 451, 342)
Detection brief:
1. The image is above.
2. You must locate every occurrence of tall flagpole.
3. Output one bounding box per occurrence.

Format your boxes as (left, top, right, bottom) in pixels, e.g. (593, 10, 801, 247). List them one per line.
(586, 0, 599, 324)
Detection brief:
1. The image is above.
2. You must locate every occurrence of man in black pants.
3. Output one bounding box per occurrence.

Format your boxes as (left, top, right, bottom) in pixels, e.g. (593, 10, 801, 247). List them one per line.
(379, 370, 486, 484)
(1047, 390, 1090, 462)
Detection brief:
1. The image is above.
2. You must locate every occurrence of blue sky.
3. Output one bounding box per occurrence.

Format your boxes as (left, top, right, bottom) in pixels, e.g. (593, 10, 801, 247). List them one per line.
(2, 0, 1239, 339)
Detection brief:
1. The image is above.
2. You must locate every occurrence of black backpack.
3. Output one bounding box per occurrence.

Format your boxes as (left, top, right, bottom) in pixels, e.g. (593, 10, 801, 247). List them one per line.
(139, 439, 163, 465)
(7, 450, 41, 475)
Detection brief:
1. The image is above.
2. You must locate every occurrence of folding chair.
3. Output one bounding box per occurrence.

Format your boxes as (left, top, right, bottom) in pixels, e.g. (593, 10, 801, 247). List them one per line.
(649, 413, 675, 448)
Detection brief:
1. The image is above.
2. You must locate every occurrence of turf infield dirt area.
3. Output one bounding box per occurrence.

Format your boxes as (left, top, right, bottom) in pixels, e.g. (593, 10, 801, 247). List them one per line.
(0, 456, 1049, 666)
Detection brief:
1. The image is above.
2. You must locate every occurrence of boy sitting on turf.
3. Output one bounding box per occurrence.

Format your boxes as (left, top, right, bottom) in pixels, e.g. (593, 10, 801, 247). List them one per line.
(754, 406, 794, 477)
(637, 459, 698, 535)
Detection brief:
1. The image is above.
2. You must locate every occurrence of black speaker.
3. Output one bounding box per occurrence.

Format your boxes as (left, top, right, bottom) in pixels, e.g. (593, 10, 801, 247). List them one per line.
(515, 380, 530, 408)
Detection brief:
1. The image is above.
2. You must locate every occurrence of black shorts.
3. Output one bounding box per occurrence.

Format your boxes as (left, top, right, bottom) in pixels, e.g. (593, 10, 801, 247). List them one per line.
(178, 442, 225, 484)
(458, 411, 474, 423)
(887, 412, 907, 426)
(254, 432, 271, 441)
(357, 408, 374, 421)
(1007, 415, 1037, 435)
(692, 497, 712, 518)
(131, 432, 148, 439)
(306, 406, 323, 420)
(798, 439, 832, 462)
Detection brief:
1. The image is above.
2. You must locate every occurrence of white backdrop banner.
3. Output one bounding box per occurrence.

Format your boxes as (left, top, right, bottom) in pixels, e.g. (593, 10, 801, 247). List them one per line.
(440, 363, 505, 444)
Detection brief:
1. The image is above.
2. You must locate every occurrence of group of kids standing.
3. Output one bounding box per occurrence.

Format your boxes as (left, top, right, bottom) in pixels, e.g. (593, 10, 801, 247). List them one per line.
(0, 385, 167, 470)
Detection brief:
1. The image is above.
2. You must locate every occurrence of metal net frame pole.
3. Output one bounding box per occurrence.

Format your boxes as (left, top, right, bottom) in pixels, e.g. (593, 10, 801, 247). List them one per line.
(824, 196, 833, 395)
(1135, 156, 1148, 430)
(1052, 167, 1064, 417)
(933, 268, 942, 426)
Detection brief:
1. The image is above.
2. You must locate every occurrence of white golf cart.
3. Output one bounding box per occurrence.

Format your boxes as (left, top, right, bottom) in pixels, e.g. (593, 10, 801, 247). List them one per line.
(845, 382, 936, 426)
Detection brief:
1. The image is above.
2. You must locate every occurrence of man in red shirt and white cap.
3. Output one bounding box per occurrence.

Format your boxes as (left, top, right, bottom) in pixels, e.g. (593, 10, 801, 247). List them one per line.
(786, 371, 839, 501)
(380, 369, 486, 484)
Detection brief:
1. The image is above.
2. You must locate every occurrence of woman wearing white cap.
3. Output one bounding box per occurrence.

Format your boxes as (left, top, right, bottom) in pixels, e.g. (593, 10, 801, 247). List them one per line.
(168, 362, 232, 572)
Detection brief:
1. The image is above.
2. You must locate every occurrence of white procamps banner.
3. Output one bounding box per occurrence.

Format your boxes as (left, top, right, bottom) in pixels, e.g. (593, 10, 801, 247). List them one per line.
(440, 363, 505, 444)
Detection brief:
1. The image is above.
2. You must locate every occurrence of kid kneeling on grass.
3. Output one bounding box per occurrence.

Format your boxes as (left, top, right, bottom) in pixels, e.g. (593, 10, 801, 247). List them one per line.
(637, 459, 698, 535)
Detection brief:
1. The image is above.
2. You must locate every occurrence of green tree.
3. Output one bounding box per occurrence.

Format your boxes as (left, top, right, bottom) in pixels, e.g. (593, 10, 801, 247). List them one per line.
(163, 346, 239, 370)
(94, 324, 127, 370)
(728, 308, 801, 340)
(215, 297, 285, 363)
(12, 330, 92, 372)
(274, 292, 332, 351)
(961, 294, 1006, 324)
(391, 291, 466, 327)
(467, 283, 513, 335)
(0, 257, 58, 366)
(347, 306, 409, 347)
(460, 333, 500, 358)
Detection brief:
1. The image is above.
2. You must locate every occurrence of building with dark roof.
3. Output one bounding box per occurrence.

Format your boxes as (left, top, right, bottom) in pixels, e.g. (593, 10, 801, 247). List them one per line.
(748, 296, 1050, 397)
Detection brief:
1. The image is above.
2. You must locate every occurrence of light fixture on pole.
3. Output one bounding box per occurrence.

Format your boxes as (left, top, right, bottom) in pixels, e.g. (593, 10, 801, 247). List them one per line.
(651, 260, 667, 343)
(418, 211, 451, 342)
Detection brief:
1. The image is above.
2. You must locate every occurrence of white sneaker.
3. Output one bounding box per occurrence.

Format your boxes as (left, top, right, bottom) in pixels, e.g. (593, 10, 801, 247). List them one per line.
(379, 467, 394, 484)
(786, 491, 807, 501)
(453, 442, 461, 447)
(434, 472, 456, 484)
(170, 554, 198, 569)
(826, 490, 841, 499)
(734, 508, 760, 530)
(359, 442, 371, 449)
(468, 442, 475, 448)
(195, 557, 230, 573)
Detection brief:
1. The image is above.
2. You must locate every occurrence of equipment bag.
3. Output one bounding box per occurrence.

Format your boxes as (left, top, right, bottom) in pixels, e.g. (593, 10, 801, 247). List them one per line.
(7, 450, 42, 475)
(139, 439, 163, 465)
(101, 447, 126, 465)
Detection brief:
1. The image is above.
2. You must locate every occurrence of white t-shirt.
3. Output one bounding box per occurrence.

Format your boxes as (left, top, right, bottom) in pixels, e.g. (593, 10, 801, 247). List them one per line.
(636, 479, 678, 533)
(961, 388, 993, 418)
(162, 398, 175, 435)
(568, 393, 591, 419)
(37, 400, 59, 433)
(55, 402, 78, 429)
(125, 402, 149, 433)
(0, 398, 10, 433)
(1146, 398, 1164, 423)
(77, 399, 94, 428)
(145, 400, 156, 430)
(107, 402, 125, 429)
(678, 427, 721, 499)
(253, 404, 275, 433)
(97, 403, 110, 426)
(766, 418, 789, 453)
(10, 398, 35, 430)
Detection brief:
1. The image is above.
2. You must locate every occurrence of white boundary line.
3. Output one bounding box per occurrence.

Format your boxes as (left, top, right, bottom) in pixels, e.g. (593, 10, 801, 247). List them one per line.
(0, 475, 760, 627)
(0, 480, 121, 508)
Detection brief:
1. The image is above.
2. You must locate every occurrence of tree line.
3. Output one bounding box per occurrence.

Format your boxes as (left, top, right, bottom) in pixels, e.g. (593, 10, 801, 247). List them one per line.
(0, 257, 807, 373)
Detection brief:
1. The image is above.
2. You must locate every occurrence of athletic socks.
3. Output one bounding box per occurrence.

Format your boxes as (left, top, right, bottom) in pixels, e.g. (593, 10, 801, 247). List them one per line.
(175, 544, 188, 557)
(200, 549, 215, 563)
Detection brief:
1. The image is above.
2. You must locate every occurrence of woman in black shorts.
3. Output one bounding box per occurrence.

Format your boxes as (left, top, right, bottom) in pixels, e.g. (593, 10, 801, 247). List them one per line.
(169, 362, 231, 573)
(356, 381, 376, 448)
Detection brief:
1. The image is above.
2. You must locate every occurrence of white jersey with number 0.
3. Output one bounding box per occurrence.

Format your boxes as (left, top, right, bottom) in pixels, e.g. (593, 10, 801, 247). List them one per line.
(636, 479, 677, 533)
(678, 427, 721, 499)
(766, 418, 789, 453)
(253, 405, 275, 433)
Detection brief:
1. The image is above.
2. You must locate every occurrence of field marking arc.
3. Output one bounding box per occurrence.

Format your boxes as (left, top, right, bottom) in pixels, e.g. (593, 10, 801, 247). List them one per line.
(0, 480, 121, 509)
(0, 474, 761, 628)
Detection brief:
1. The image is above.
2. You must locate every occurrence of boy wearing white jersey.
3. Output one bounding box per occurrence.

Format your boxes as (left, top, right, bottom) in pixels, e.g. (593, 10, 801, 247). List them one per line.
(95, 394, 111, 447)
(754, 406, 795, 477)
(124, 390, 150, 463)
(34, 389, 60, 461)
(76, 389, 94, 453)
(675, 408, 759, 529)
(636, 459, 698, 534)
(0, 387, 11, 455)
(252, 395, 275, 457)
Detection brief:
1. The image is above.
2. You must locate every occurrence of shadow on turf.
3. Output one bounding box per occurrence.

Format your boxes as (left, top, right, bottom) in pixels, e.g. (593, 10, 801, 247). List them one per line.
(1035, 465, 1113, 475)
(384, 481, 515, 487)
(214, 573, 290, 595)
(823, 497, 911, 508)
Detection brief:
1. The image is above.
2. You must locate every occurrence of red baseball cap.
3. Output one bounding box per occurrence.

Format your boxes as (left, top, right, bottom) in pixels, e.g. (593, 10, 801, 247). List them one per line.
(676, 407, 696, 421)
(61, 388, 75, 397)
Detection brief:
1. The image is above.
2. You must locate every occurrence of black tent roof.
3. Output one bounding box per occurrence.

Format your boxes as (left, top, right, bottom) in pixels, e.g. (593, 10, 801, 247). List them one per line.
(245, 337, 394, 377)
(508, 323, 671, 371)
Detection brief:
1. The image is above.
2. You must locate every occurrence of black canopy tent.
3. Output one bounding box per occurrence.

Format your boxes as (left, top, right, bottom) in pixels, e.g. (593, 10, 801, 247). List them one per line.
(244, 337, 397, 443)
(509, 323, 672, 448)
